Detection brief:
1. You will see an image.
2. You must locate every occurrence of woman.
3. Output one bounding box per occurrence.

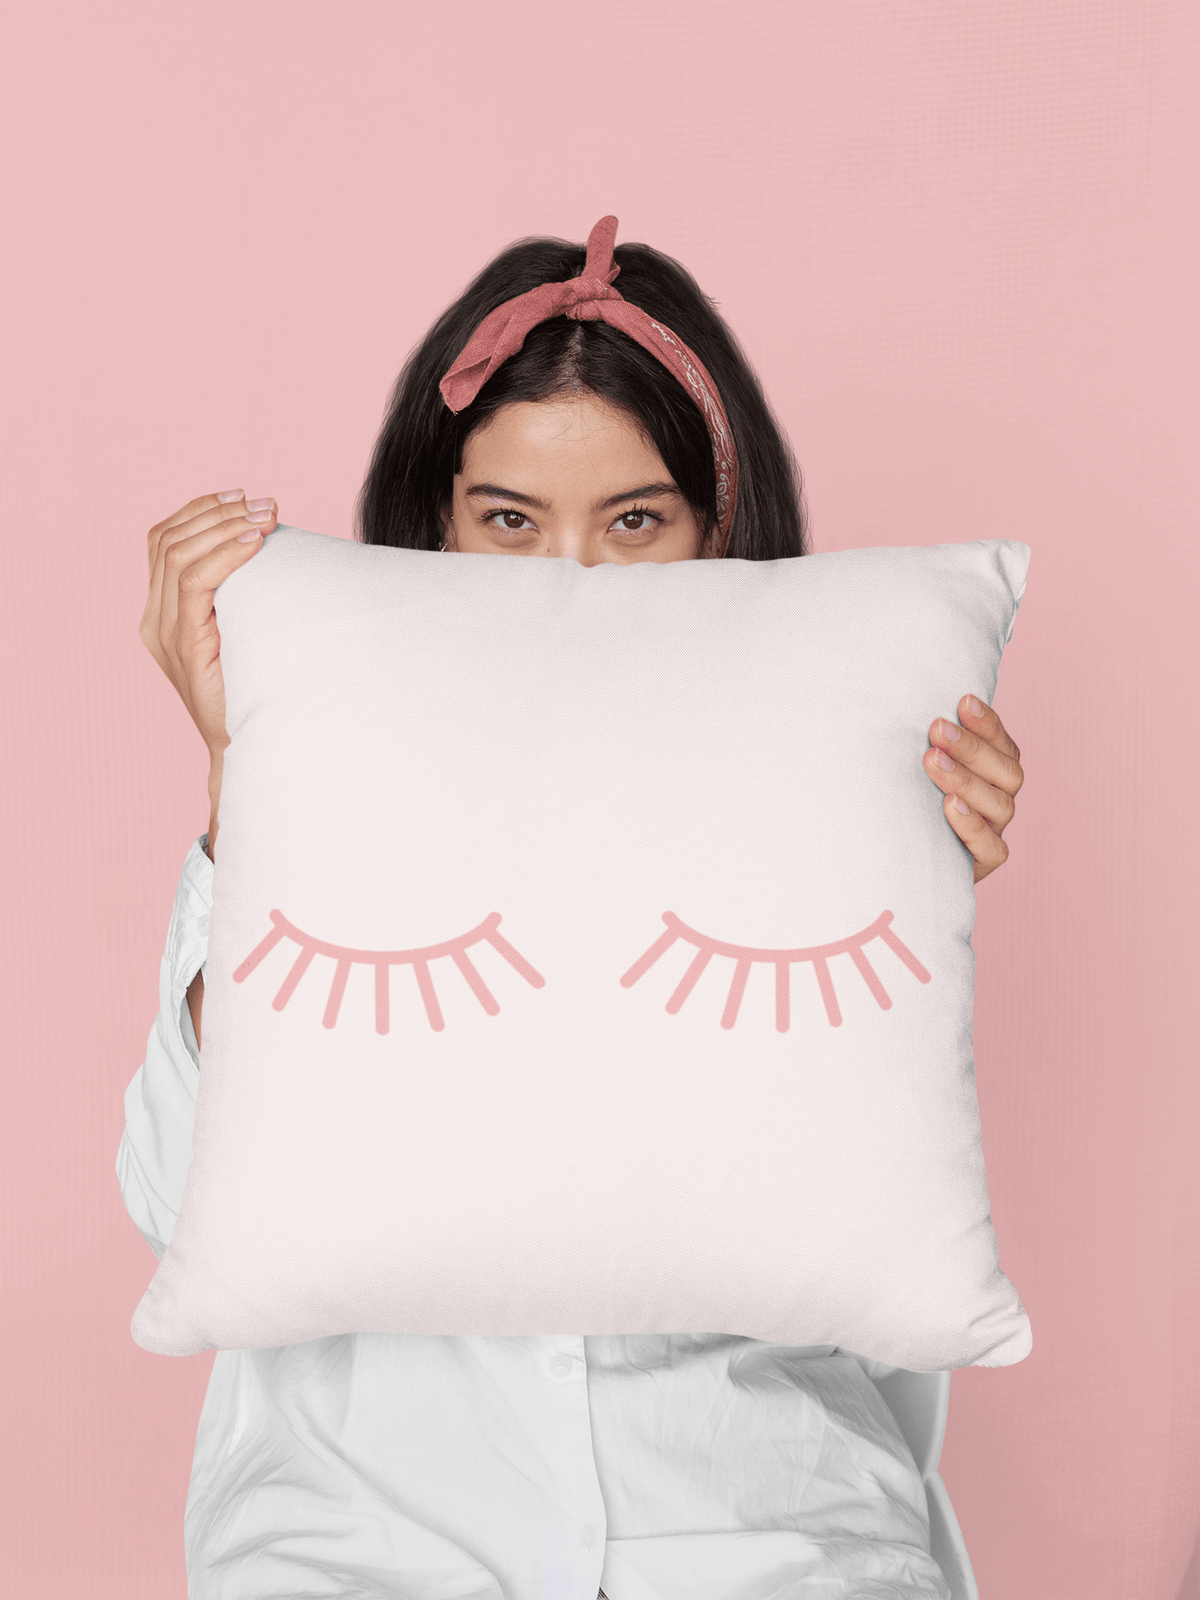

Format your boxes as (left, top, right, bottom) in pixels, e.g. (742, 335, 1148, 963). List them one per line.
(121, 218, 1022, 1600)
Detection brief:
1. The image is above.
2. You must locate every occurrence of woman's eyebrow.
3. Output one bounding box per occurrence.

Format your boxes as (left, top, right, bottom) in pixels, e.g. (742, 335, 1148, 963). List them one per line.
(464, 481, 682, 512)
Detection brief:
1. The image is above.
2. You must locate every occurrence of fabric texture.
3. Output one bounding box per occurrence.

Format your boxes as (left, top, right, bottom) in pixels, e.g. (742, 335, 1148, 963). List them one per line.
(129, 527, 1032, 1371)
(116, 841, 952, 1600)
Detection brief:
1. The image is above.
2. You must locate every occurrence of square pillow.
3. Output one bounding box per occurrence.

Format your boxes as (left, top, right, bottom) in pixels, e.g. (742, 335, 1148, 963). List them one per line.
(131, 528, 1032, 1371)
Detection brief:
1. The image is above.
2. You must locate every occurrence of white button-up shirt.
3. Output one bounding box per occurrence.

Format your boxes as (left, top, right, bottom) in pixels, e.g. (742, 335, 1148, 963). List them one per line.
(116, 838, 951, 1600)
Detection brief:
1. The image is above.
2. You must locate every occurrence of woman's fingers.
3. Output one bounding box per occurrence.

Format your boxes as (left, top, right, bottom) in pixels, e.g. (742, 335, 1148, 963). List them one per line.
(151, 495, 273, 610)
(145, 493, 253, 656)
(156, 504, 276, 654)
(959, 693, 1020, 762)
(139, 492, 277, 755)
(941, 791, 1009, 883)
(924, 742, 1015, 831)
(927, 713, 1024, 800)
(924, 693, 1024, 881)
(146, 489, 247, 575)
(173, 530, 268, 658)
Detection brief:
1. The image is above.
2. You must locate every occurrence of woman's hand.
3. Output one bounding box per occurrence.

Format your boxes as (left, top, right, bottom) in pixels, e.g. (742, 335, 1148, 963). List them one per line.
(139, 489, 279, 854)
(923, 695, 1024, 883)
(141, 490, 278, 1058)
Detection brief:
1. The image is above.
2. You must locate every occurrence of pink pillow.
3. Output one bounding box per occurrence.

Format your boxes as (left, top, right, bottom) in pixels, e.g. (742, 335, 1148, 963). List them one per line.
(132, 528, 1032, 1371)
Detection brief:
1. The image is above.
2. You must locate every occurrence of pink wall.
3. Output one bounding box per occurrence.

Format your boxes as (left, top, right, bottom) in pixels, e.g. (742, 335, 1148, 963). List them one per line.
(2, 2, 1196, 1595)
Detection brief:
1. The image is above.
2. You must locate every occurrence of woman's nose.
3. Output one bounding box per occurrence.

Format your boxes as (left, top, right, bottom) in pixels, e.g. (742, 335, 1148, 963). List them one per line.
(546, 534, 600, 566)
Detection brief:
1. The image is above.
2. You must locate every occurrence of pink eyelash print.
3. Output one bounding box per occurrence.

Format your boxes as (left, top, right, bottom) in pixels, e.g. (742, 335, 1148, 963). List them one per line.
(619, 909, 931, 1031)
(232, 910, 545, 1034)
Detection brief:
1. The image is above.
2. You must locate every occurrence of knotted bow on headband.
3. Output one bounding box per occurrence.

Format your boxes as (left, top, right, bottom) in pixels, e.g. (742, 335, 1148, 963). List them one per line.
(439, 215, 739, 554)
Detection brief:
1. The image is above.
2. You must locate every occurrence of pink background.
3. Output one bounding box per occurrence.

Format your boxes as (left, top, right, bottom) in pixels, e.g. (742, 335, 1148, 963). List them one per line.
(1, 2, 1196, 1596)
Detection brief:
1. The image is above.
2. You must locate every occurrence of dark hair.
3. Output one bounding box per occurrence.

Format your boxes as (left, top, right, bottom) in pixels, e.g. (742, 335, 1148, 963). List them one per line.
(354, 231, 809, 560)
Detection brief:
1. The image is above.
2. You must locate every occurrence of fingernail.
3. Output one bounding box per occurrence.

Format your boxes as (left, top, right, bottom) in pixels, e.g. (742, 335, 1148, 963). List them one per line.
(967, 695, 985, 717)
(218, 488, 244, 503)
(950, 793, 970, 814)
(245, 510, 272, 523)
(934, 748, 955, 772)
(236, 527, 263, 543)
(246, 497, 275, 513)
(938, 719, 961, 741)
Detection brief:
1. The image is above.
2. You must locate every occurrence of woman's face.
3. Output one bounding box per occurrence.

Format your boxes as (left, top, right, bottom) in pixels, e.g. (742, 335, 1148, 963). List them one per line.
(440, 393, 718, 564)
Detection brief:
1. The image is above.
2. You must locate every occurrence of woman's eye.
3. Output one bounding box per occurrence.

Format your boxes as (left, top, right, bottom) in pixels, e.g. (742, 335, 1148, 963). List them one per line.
(612, 508, 661, 533)
(485, 509, 534, 532)
(483, 506, 662, 535)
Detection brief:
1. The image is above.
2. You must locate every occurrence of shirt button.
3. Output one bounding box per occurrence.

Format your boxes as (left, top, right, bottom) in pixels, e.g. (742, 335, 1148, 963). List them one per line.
(578, 1523, 597, 1549)
(198, 914, 210, 934)
(548, 1354, 572, 1379)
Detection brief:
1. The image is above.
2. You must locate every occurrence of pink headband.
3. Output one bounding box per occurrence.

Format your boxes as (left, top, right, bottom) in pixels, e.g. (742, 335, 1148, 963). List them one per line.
(439, 215, 739, 555)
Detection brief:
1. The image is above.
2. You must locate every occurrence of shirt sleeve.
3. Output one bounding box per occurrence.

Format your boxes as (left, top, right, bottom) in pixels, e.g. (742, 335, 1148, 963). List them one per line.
(114, 834, 213, 1261)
